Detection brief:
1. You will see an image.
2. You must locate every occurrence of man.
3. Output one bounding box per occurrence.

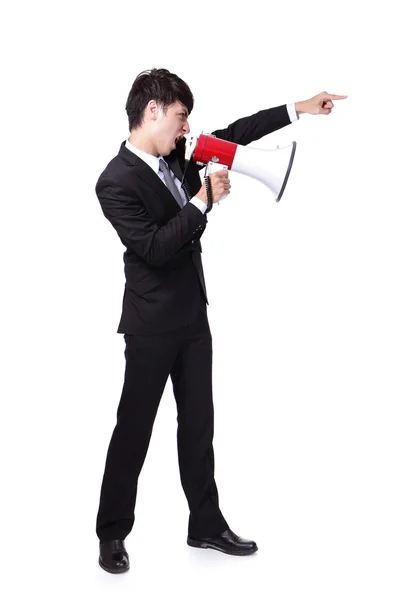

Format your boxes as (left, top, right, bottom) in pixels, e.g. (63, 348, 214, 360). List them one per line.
(95, 68, 347, 573)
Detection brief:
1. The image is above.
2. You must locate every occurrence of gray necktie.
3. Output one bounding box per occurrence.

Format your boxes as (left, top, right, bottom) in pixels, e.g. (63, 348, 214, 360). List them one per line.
(158, 158, 184, 209)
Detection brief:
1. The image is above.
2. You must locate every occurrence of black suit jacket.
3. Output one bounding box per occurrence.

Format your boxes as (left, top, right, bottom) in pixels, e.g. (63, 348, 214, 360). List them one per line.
(95, 104, 292, 334)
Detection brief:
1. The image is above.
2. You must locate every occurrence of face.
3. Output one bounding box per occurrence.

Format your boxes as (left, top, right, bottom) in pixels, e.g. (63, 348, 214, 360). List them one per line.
(150, 100, 190, 156)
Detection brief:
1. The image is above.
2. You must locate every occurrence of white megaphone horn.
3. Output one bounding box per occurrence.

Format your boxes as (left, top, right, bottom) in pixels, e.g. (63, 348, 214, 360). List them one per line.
(184, 133, 297, 202)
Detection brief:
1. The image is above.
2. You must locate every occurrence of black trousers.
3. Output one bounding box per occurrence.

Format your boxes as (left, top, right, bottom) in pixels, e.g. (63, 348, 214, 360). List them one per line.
(96, 301, 229, 541)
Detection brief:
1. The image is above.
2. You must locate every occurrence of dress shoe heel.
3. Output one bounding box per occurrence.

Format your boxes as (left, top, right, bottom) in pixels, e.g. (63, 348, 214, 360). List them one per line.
(187, 537, 208, 549)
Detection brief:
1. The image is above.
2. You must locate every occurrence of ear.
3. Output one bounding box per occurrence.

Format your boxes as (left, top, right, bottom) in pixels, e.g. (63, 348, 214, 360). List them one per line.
(147, 99, 159, 120)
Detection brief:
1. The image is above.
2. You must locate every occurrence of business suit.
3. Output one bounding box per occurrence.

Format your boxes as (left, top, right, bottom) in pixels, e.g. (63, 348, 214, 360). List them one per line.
(95, 104, 292, 542)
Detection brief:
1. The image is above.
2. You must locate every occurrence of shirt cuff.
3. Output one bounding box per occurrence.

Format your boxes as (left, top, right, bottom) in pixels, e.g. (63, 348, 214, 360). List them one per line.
(190, 196, 208, 214)
(286, 102, 299, 122)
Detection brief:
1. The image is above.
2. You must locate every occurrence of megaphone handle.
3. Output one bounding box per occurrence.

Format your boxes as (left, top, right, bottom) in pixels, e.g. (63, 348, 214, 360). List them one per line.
(206, 161, 229, 203)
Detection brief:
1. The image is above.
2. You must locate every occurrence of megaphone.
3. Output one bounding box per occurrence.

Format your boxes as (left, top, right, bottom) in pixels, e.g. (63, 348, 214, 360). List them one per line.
(184, 133, 297, 202)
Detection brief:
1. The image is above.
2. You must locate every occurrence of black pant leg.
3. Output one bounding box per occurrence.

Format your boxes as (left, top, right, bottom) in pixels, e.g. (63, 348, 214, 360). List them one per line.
(170, 303, 229, 538)
(96, 331, 180, 541)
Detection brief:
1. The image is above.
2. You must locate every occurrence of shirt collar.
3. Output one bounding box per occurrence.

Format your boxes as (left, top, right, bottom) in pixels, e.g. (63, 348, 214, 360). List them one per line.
(125, 139, 166, 175)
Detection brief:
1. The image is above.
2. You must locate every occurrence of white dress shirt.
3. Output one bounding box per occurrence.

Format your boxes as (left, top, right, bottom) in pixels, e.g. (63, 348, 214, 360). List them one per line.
(125, 103, 299, 214)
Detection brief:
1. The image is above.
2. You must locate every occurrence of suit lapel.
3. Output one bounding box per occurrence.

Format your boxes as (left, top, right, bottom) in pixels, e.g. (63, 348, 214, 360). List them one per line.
(118, 141, 182, 215)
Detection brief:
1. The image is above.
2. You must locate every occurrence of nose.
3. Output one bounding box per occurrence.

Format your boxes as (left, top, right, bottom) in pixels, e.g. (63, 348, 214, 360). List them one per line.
(183, 121, 190, 135)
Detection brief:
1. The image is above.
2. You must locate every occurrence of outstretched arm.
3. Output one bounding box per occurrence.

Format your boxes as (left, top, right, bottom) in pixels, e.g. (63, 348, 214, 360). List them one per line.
(210, 91, 348, 146)
(210, 104, 292, 147)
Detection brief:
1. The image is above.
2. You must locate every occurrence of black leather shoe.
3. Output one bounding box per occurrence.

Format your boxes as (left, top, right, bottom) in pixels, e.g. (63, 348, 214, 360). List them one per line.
(99, 539, 130, 574)
(187, 528, 258, 556)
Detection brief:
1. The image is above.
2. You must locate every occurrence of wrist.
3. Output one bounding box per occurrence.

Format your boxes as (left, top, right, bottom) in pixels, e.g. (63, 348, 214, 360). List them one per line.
(295, 101, 306, 115)
(197, 187, 207, 205)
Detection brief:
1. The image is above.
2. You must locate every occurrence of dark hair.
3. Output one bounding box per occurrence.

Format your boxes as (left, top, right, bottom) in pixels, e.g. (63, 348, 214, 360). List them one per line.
(125, 68, 194, 131)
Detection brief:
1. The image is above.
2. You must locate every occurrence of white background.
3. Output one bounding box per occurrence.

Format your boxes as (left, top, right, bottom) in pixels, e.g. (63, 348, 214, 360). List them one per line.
(1, 1, 399, 598)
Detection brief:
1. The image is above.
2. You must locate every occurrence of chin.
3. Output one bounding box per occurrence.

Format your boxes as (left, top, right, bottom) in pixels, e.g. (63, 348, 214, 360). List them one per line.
(163, 144, 175, 156)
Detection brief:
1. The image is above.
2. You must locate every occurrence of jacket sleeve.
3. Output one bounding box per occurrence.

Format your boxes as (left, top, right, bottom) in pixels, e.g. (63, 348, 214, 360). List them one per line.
(96, 176, 207, 267)
(210, 104, 291, 146)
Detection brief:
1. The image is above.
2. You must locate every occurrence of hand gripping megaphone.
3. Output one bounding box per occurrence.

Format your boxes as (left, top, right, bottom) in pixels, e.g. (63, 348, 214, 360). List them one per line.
(184, 133, 297, 202)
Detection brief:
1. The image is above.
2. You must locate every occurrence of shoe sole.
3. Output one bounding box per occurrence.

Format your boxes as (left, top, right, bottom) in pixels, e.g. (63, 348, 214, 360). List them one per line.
(99, 557, 130, 574)
(187, 537, 258, 556)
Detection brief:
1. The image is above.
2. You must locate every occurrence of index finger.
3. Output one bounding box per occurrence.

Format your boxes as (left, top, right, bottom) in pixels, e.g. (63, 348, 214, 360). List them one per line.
(326, 94, 348, 99)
